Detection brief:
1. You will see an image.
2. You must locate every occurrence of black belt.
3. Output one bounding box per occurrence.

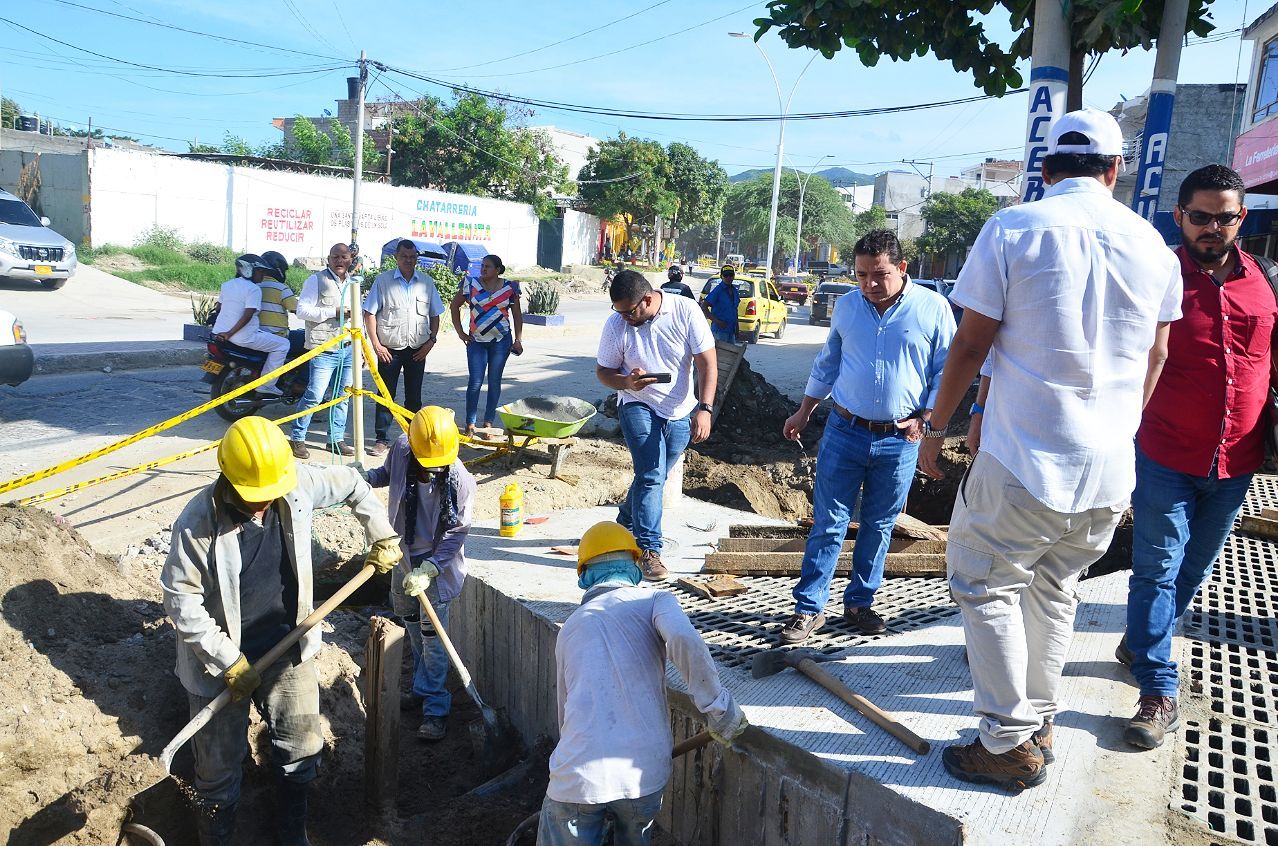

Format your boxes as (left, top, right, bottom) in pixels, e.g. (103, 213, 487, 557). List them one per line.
(833, 403, 899, 433)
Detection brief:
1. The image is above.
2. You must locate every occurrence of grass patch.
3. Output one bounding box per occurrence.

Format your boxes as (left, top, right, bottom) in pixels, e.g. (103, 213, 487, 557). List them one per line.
(117, 262, 309, 293)
(129, 243, 189, 266)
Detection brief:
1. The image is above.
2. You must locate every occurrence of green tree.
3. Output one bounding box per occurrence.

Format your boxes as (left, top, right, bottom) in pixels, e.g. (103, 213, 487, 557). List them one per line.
(723, 171, 856, 270)
(2, 97, 21, 130)
(329, 120, 382, 173)
(665, 143, 730, 230)
(577, 133, 676, 240)
(918, 188, 1001, 256)
(391, 93, 570, 218)
(291, 115, 333, 165)
(220, 132, 254, 157)
(188, 141, 221, 153)
(852, 205, 888, 241)
(753, 0, 1217, 97)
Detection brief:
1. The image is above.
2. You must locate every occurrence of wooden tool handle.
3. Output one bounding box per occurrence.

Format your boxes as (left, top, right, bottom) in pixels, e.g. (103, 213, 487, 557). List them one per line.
(416, 590, 488, 710)
(671, 730, 714, 758)
(797, 658, 931, 755)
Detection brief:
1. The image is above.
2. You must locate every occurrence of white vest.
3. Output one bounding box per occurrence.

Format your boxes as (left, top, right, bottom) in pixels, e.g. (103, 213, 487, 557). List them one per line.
(303, 270, 346, 349)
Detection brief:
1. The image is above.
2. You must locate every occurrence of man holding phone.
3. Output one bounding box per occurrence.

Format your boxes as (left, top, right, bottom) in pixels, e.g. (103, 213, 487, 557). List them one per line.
(597, 270, 718, 582)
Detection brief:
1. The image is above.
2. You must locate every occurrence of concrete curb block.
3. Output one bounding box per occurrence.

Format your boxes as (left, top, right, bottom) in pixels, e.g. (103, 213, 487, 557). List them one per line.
(33, 344, 208, 375)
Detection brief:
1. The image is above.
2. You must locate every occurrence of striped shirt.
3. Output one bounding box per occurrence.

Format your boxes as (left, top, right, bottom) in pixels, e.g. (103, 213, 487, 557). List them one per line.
(257, 279, 298, 337)
(468, 278, 520, 342)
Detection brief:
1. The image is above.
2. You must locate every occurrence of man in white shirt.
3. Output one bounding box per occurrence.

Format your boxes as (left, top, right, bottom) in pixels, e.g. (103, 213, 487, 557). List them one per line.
(212, 254, 291, 397)
(917, 109, 1182, 789)
(538, 522, 747, 846)
(363, 240, 445, 457)
(289, 243, 356, 459)
(596, 270, 718, 582)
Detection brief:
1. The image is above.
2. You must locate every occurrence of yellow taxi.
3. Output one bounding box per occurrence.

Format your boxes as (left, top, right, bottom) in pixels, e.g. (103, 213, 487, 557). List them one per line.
(735, 272, 788, 343)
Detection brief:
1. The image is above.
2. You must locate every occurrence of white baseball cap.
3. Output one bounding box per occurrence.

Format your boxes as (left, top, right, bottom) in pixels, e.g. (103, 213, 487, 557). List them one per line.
(1047, 108, 1126, 170)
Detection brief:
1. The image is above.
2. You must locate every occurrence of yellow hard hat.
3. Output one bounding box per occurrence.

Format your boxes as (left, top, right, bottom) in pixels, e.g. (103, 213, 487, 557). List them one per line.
(409, 406, 460, 468)
(577, 521, 641, 577)
(218, 417, 297, 502)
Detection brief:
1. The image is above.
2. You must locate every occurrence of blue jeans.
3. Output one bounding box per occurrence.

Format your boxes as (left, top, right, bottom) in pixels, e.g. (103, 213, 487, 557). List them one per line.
(1128, 446, 1252, 697)
(617, 403, 691, 552)
(793, 414, 920, 615)
(710, 325, 736, 343)
(465, 333, 513, 427)
(390, 569, 453, 717)
(289, 345, 353, 444)
(536, 790, 663, 846)
(187, 658, 322, 806)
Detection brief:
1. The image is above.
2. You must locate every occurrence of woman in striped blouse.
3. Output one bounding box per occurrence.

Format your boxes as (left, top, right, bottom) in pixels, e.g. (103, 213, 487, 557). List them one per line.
(450, 254, 524, 435)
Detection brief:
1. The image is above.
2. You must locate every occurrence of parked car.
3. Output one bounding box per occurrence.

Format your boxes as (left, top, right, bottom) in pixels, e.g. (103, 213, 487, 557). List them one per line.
(913, 277, 963, 322)
(734, 276, 788, 343)
(0, 190, 77, 290)
(0, 309, 34, 386)
(775, 274, 812, 305)
(807, 260, 849, 280)
(809, 280, 856, 326)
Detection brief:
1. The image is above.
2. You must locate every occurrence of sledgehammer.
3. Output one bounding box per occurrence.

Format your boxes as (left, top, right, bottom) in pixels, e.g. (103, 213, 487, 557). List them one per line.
(751, 649, 930, 755)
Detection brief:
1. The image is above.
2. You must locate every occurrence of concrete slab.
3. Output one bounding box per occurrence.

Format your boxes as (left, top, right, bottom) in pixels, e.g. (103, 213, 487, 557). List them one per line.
(455, 502, 1194, 846)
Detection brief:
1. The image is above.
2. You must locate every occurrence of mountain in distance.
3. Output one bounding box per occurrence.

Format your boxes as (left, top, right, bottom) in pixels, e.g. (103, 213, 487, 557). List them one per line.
(729, 166, 875, 186)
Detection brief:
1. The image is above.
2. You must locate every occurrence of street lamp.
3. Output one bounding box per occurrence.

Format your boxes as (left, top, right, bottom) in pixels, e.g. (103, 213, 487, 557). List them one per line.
(729, 32, 816, 277)
(795, 154, 833, 273)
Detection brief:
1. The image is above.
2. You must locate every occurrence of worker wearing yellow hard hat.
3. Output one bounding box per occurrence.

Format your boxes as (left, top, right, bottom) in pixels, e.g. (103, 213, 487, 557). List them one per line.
(366, 406, 477, 742)
(539, 521, 748, 843)
(162, 416, 400, 844)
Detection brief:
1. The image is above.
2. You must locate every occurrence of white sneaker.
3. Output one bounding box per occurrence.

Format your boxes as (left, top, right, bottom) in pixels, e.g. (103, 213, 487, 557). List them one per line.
(255, 385, 284, 397)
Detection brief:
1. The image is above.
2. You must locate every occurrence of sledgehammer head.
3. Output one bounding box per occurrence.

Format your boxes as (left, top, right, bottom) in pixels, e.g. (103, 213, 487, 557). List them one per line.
(751, 648, 829, 679)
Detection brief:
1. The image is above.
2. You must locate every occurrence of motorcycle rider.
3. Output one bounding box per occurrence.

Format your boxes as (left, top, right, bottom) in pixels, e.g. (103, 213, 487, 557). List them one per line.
(257, 251, 303, 357)
(660, 265, 695, 300)
(212, 254, 291, 396)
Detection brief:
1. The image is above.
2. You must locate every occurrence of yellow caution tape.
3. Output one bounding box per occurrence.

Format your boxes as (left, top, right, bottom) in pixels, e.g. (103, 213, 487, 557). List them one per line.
(0, 330, 352, 497)
(14, 393, 351, 507)
(358, 389, 413, 430)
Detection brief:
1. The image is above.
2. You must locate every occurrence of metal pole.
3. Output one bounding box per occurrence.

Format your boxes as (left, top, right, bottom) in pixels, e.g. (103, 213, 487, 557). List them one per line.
(1132, 0, 1190, 220)
(349, 51, 368, 466)
(1020, 0, 1071, 203)
(715, 217, 722, 265)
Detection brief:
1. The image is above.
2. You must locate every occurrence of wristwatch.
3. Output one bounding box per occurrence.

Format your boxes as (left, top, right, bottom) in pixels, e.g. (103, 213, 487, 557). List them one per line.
(923, 419, 949, 440)
(969, 402, 985, 416)
(695, 402, 714, 414)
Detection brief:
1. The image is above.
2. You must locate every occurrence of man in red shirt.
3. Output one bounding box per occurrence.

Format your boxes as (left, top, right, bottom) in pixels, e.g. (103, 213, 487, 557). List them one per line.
(1122, 164, 1275, 749)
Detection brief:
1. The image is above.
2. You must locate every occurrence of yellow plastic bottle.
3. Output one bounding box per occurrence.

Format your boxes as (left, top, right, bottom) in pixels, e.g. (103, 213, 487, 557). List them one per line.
(499, 483, 524, 538)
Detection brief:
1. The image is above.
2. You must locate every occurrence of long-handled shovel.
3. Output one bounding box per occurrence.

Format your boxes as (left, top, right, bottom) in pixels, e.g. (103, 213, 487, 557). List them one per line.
(159, 562, 379, 772)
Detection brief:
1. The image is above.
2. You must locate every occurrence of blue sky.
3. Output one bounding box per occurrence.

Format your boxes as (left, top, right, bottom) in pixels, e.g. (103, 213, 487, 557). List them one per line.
(0, 0, 1259, 178)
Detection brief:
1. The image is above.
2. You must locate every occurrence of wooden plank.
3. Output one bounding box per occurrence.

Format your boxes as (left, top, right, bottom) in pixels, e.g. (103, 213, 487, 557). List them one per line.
(703, 551, 946, 578)
(363, 616, 404, 812)
(1261, 507, 1278, 521)
(1240, 514, 1278, 541)
(711, 339, 746, 425)
(677, 577, 715, 600)
(716, 537, 946, 555)
(728, 514, 947, 542)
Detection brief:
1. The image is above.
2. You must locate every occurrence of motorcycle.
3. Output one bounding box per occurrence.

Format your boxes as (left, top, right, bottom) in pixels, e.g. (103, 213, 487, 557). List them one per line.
(200, 330, 309, 422)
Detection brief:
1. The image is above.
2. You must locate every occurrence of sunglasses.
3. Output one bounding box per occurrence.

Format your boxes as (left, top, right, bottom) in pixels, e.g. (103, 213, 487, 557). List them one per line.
(613, 296, 647, 318)
(1180, 207, 1242, 227)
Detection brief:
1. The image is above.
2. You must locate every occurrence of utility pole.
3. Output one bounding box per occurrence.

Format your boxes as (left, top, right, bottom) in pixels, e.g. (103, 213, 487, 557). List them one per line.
(795, 154, 832, 274)
(1020, 0, 1071, 203)
(348, 50, 368, 468)
(1132, 0, 1189, 221)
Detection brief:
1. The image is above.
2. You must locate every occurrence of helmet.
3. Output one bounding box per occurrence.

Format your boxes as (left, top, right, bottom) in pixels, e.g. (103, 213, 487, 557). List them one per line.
(408, 406, 460, 468)
(235, 253, 264, 280)
(576, 521, 641, 577)
(218, 417, 297, 502)
(260, 250, 289, 284)
(667, 266, 684, 283)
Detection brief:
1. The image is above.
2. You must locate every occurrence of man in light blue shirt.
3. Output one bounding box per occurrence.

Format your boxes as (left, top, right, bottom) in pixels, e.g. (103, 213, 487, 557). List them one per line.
(780, 230, 955, 643)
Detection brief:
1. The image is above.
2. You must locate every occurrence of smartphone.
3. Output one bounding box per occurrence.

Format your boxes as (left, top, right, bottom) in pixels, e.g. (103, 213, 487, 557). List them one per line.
(644, 373, 673, 384)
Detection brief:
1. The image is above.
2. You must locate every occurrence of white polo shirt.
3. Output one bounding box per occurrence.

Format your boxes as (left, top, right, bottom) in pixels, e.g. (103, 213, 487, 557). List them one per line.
(596, 290, 714, 420)
(211, 276, 262, 337)
(951, 177, 1181, 513)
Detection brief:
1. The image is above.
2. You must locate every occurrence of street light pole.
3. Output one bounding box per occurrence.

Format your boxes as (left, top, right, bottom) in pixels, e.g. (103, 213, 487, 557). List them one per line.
(730, 33, 816, 276)
(795, 154, 832, 273)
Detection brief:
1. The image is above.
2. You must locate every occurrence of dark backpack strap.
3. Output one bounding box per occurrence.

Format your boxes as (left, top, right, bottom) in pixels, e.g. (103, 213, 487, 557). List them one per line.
(1250, 252, 1278, 306)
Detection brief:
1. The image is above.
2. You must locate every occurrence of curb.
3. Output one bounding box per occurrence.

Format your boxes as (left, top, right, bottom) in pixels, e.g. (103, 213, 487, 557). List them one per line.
(32, 343, 209, 375)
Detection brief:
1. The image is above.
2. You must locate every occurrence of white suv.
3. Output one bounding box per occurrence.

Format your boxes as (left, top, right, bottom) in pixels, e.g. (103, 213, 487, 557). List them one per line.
(0, 189, 77, 290)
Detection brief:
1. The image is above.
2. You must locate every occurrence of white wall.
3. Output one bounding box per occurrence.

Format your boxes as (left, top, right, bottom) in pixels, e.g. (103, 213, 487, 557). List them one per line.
(561, 209, 601, 266)
(87, 148, 541, 267)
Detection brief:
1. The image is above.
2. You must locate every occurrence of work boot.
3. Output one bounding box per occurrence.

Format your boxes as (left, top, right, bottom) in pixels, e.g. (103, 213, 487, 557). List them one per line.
(1031, 720, 1054, 764)
(366, 440, 390, 458)
(639, 549, 669, 582)
(942, 739, 1047, 791)
(194, 799, 238, 846)
(418, 715, 447, 742)
(329, 442, 356, 457)
(843, 605, 887, 635)
(274, 778, 313, 846)
(779, 612, 826, 645)
(289, 440, 309, 459)
(1115, 634, 1134, 667)
(1124, 695, 1179, 749)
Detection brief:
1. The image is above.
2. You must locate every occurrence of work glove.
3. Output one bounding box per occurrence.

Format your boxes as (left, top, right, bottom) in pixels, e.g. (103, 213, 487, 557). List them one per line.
(224, 654, 261, 703)
(709, 709, 748, 747)
(365, 537, 403, 574)
(402, 561, 440, 597)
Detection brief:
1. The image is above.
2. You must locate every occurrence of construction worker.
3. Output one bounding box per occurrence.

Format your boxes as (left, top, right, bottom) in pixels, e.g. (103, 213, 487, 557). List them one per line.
(256, 250, 300, 355)
(367, 406, 476, 741)
(161, 417, 401, 845)
(537, 522, 748, 846)
(702, 265, 739, 342)
(289, 243, 356, 459)
(211, 254, 291, 396)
